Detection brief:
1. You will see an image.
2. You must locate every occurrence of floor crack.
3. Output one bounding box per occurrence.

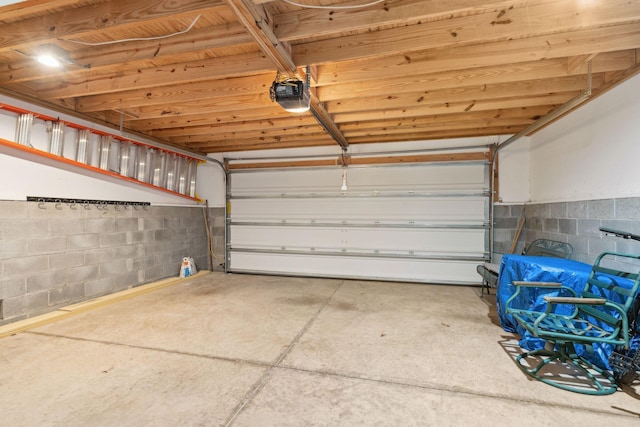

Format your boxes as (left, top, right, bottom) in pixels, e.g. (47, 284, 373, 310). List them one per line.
(222, 280, 344, 427)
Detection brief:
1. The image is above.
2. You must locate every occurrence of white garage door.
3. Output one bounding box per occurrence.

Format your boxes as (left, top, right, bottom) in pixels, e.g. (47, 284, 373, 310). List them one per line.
(227, 159, 489, 284)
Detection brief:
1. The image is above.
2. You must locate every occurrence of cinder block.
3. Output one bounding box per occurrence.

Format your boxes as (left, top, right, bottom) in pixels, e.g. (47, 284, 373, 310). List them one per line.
(154, 229, 173, 241)
(0, 239, 27, 260)
(84, 277, 114, 297)
(24, 290, 49, 310)
(213, 215, 226, 228)
(163, 217, 182, 229)
(549, 202, 568, 219)
(543, 218, 559, 233)
(0, 201, 28, 219)
(85, 218, 116, 233)
(84, 248, 114, 265)
(50, 252, 85, 269)
(114, 271, 139, 290)
(616, 239, 640, 255)
(2, 219, 48, 239)
(48, 218, 85, 235)
(134, 255, 156, 270)
(27, 236, 67, 255)
(493, 205, 510, 218)
(26, 270, 67, 293)
(526, 203, 550, 218)
(114, 243, 140, 259)
(99, 232, 128, 248)
(494, 217, 517, 229)
(587, 199, 614, 219)
(115, 217, 138, 232)
(567, 201, 588, 219)
(0, 277, 26, 299)
(567, 235, 589, 258)
(558, 218, 577, 235)
(67, 234, 100, 251)
(141, 218, 163, 230)
(577, 218, 601, 237)
(100, 259, 132, 277)
(2, 255, 49, 279)
(615, 197, 640, 220)
(1, 295, 26, 319)
(66, 264, 99, 284)
(49, 282, 85, 306)
(588, 237, 616, 256)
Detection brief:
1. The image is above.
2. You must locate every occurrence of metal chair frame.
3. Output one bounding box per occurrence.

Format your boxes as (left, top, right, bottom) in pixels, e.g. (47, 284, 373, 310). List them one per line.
(506, 251, 640, 395)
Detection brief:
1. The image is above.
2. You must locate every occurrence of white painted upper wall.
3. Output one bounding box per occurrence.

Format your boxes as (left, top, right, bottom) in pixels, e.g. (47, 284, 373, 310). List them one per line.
(528, 73, 640, 203)
(495, 136, 530, 204)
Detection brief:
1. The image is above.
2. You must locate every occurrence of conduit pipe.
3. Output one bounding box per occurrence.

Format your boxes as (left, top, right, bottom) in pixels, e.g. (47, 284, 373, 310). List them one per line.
(488, 61, 593, 262)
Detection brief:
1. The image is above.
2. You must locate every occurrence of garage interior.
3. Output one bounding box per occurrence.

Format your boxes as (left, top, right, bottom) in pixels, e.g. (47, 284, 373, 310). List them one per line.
(1, 0, 640, 425)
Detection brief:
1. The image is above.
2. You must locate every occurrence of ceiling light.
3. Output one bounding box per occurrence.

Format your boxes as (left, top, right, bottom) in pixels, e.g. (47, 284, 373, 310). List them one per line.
(34, 44, 72, 68)
(270, 67, 311, 113)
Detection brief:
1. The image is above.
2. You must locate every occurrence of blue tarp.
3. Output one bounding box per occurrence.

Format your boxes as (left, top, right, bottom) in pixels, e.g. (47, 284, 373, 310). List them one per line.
(495, 254, 616, 368)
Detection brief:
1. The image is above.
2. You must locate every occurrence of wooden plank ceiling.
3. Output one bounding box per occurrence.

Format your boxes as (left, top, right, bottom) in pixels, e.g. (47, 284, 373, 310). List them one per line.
(0, 0, 639, 155)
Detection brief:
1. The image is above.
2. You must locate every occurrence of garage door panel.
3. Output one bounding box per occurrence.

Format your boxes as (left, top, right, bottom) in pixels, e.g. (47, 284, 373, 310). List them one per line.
(230, 225, 485, 254)
(230, 197, 487, 223)
(229, 252, 481, 284)
(230, 163, 486, 196)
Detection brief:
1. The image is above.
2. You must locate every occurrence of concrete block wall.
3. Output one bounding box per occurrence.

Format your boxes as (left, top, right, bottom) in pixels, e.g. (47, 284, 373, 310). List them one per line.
(492, 197, 640, 266)
(491, 204, 526, 264)
(0, 201, 225, 325)
(522, 197, 640, 265)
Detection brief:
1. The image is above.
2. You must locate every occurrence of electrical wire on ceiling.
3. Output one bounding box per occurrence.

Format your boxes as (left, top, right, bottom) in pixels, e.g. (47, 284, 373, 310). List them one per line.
(64, 14, 202, 46)
(281, 0, 386, 9)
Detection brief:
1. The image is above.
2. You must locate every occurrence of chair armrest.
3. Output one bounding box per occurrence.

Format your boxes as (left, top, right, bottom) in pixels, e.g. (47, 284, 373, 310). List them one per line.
(512, 281, 563, 287)
(543, 296, 607, 305)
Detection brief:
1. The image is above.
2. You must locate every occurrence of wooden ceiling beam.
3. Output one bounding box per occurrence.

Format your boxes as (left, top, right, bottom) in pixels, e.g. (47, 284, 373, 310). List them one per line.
(110, 92, 275, 121)
(0, 23, 254, 84)
(150, 116, 318, 138)
(292, 0, 640, 65)
(315, 23, 640, 86)
(325, 74, 604, 114)
(342, 117, 535, 139)
(332, 92, 581, 123)
(196, 138, 337, 153)
(129, 110, 294, 131)
(223, 0, 349, 151)
(318, 51, 635, 102)
(273, 0, 557, 42)
(347, 127, 522, 145)
(181, 133, 334, 149)
(35, 52, 274, 99)
(168, 124, 326, 144)
(75, 73, 275, 112)
(0, 0, 224, 52)
(336, 107, 557, 132)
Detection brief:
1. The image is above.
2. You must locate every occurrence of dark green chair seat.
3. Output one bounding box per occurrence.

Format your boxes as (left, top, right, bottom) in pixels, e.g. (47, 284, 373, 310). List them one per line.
(506, 252, 640, 395)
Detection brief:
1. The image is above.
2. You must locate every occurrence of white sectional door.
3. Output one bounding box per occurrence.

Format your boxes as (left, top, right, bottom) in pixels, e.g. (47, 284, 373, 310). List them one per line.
(227, 160, 489, 284)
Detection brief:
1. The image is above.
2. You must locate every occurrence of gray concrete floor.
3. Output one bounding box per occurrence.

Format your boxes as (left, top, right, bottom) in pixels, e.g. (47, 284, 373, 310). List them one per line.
(1, 272, 639, 426)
